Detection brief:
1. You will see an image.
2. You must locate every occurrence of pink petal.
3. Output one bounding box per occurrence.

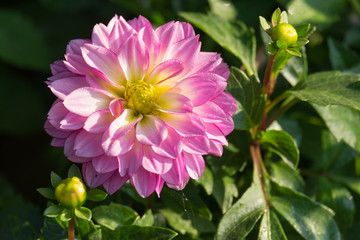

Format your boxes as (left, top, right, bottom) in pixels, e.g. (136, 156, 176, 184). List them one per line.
(66, 39, 91, 55)
(194, 101, 227, 123)
(48, 101, 68, 129)
(155, 176, 165, 197)
(51, 138, 66, 147)
(108, 16, 134, 53)
(193, 73, 227, 94)
(117, 34, 149, 82)
(157, 93, 192, 114)
(138, 25, 159, 71)
(84, 110, 113, 134)
(64, 131, 91, 163)
(83, 162, 113, 188)
(50, 60, 68, 75)
(109, 99, 124, 117)
(130, 167, 158, 198)
(208, 140, 224, 156)
(63, 87, 112, 117)
(159, 112, 205, 137)
(92, 155, 119, 173)
(128, 15, 152, 31)
(161, 155, 189, 190)
(81, 44, 126, 85)
(190, 52, 229, 79)
(102, 128, 136, 156)
(182, 135, 210, 155)
(48, 75, 88, 100)
(184, 152, 205, 179)
(136, 115, 168, 146)
(164, 35, 200, 65)
(205, 123, 228, 145)
(44, 120, 71, 139)
(86, 69, 125, 97)
(146, 59, 184, 85)
(212, 92, 238, 116)
(60, 112, 86, 130)
(103, 172, 129, 194)
(118, 140, 143, 177)
(214, 114, 234, 136)
(74, 130, 104, 158)
(92, 23, 110, 48)
(64, 54, 91, 75)
(142, 147, 173, 174)
(152, 127, 181, 158)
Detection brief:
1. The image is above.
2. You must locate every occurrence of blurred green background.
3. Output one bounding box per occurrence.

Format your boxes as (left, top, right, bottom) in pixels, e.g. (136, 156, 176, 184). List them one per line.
(0, 0, 359, 238)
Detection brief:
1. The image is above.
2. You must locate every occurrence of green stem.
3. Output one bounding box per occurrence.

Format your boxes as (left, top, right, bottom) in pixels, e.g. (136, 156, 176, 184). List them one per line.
(68, 216, 75, 240)
(264, 96, 298, 129)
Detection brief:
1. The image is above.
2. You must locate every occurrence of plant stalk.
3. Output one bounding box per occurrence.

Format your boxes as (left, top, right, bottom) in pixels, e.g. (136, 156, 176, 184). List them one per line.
(68, 216, 75, 240)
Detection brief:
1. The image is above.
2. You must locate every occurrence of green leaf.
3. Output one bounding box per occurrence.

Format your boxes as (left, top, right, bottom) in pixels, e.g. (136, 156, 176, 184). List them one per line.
(41, 217, 68, 240)
(296, 24, 311, 38)
(258, 209, 287, 240)
(107, 225, 177, 240)
(37, 188, 56, 200)
(213, 175, 239, 213)
(87, 189, 108, 202)
(276, 40, 287, 49)
(279, 11, 288, 24)
(260, 16, 271, 33)
(134, 210, 154, 227)
(216, 175, 265, 240)
(260, 130, 299, 168)
(92, 203, 139, 230)
(290, 71, 360, 111)
(271, 8, 281, 26)
(286, 48, 302, 57)
(76, 218, 97, 237)
(179, 12, 257, 77)
(226, 67, 265, 128)
(330, 175, 360, 196)
(281, 48, 308, 86)
(316, 177, 355, 229)
(208, 0, 237, 21)
(269, 161, 304, 192)
(196, 167, 214, 195)
(67, 164, 82, 179)
(0, 10, 49, 71)
(328, 37, 360, 71)
(270, 182, 341, 240)
(75, 207, 92, 221)
(60, 209, 73, 222)
(314, 105, 360, 152)
(161, 209, 197, 237)
(43, 205, 64, 218)
(51, 172, 63, 189)
(86, 229, 102, 240)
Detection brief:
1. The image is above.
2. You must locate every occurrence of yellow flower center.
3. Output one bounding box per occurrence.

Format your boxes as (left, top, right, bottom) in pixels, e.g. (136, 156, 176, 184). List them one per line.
(125, 81, 158, 114)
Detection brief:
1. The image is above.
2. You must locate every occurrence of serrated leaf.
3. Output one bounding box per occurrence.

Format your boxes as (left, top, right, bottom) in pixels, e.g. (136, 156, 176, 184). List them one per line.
(179, 12, 257, 77)
(290, 71, 360, 111)
(270, 181, 341, 240)
(67, 164, 82, 179)
(261, 130, 299, 168)
(328, 37, 360, 71)
(50, 172, 63, 189)
(75, 207, 92, 221)
(92, 203, 139, 230)
(226, 67, 265, 128)
(107, 225, 177, 240)
(286, 48, 302, 57)
(87, 189, 108, 202)
(258, 209, 287, 240)
(43, 205, 64, 218)
(260, 16, 271, 33)
(269, 161, 304, 192)
(271, 8, 281, 26)
(37, 188, 56, 200)
(216, 174, 265, 240)
(60, 209, 73, 222)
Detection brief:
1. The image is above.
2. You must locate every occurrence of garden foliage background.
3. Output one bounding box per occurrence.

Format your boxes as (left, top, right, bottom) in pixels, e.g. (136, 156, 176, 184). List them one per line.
(1, 0, 360, 239)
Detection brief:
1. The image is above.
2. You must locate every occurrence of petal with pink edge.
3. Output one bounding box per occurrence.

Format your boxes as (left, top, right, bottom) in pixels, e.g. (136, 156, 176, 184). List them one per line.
(81, 44, 126, 85)
(138, 25, 159, 72)
(159, 112, 205, 137)
(142, 147, 173, 175)
(208, 140, 224, 157)
(74, 130, 104, 158)
(109, 99, 124, 117)
(44, 120, 71, 139)
(146, 60, 184, 85)
(84, 110, 113, 134)
(108, 16, 134, 53)
(86, 69, 125, 98)
(103, 172, 129, 195)
(182, 135, 210, 155)
(92, 23, 110, 48)
(155, 176, 165, 197)
(130, 167, 157, 198)
(152, 127, 181, 158)
(64, 131, 90, 163)
(184, 152, 205, 179)
(48, 101, 67, 129)
(60, 111, 86, 130)
(212, 92, 238, 116)
(83, 162, 113, 188)
(136, 115, 168, 146)
(118, 34, 149, 82)
(128, 16, 152, 31)
(64, 54, 91, 75)
(214, 114, 234, 136)
(164, 35, 200, 64)
(205, 123, 228, 145)
(161, 155, 185, 187)
(64, 87, 112, 117)
(118, 140, 143, 177)
(66, 39, 91, 55)
(48, 75, 88, 100)
(92, 155, 119, 173)
(102, 128, 136, 157)
(50, 60, 67, 75)
(193, 101, 227, 123)
(157, 93, 192, 114)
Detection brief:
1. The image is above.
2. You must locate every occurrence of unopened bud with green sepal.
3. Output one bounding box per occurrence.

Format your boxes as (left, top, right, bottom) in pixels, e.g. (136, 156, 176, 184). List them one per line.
(55, 177, 87, 209)
(271, 23, 298, 47)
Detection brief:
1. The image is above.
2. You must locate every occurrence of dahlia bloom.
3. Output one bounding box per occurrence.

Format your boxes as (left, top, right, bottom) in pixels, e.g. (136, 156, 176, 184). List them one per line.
(45, 15, 237, 198)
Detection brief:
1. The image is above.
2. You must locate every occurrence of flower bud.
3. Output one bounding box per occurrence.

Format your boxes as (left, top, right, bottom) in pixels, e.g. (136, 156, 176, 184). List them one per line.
(55, 177, 87, 209)
(271, 23, 298, 46)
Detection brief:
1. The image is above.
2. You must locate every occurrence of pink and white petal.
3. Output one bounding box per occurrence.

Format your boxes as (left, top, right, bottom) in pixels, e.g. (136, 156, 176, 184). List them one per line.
(167, 173, 189, 191)
(83, 162, 113, 188)
(155, 176, 165, 197)
(128, 16, 152, 31)
(214, 114, 234, 136)
(44, 120, 71, 139)
(212, 92, 238, 116)
(47, 71, 78, 82)
(118, 34, 149, 82)
(92, 23, 110, 48)
(152, 127, 181, 158)
(74, 130, 104, 157)
(92, 155, 119, 173)
(108, 16, 134, 53)
(192, 73, 227, 94)
(63, 87, 112, 117)
(86, 69, 125, 97)
(48, 101, 68, 129)
(81, 44, 126, 85)
(213, 59, 230, 79)
(193, 101, 227, 123)
(142, 146, 173, 175)
(164, 35, 200, 65)
(60, 111, 86, 130)
(136, 115, 168, 146)
(159, 112, 205, 137)
(170, 77, 217, 106)
(64, 54, 92, 75)
(146, 60, 184, 85)
(102, 128, 136, 156)
(208, 140, 224, 157)
(103, 172, 129, 194)
(182, 135, 210, 155)
(51, 138, 66, 147)
(118, 140, 143, 177)
(48, 75, 88, 100)
(130, 167, 158, 198)
(50, 60, 68, 75)
(183, 152, 205, 179)
(205, 123, 228, 145)
(179, 22, 195, 38)
(84, 110, 113, 134)
(161, 155, 185, 187)
(157, 93, 192, 114)
(109, 99, 124, 117)
(138, 25, 160, 72)
(66, 39, 91, 55)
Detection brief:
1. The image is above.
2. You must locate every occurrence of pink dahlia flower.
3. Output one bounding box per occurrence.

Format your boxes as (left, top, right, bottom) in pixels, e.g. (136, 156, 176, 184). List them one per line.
(45, 15, 237, 198)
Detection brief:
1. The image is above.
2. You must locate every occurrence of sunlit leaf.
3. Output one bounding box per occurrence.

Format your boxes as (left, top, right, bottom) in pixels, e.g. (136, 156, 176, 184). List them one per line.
(75, 207, 92, 221)
(107, 225, 177, 240)
(87, 189, 108, 202)
(258, 209, 287, 240)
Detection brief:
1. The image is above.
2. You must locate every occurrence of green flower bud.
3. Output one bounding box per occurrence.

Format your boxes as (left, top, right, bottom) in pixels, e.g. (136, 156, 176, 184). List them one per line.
(55, 177, 87, 209)
(271, 23, 298, 46)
